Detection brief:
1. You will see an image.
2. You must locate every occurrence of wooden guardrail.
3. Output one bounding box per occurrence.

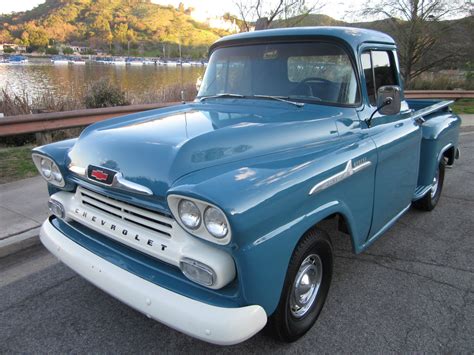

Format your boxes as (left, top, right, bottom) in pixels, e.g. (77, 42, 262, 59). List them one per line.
(0, 90, 473, 138)
(405, 90, 474, 99)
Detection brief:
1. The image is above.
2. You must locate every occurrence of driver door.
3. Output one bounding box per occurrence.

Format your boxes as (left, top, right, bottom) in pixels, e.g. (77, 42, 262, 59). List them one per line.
(358, 49, 422, 239)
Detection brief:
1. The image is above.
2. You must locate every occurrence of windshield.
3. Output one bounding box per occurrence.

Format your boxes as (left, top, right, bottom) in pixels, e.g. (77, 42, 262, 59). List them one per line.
(198, 42, 359, 105)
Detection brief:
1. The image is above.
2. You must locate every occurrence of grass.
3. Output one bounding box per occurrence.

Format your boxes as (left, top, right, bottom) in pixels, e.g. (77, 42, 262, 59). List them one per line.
(0, 146, 38, 184)
(452, 99, 474, 115)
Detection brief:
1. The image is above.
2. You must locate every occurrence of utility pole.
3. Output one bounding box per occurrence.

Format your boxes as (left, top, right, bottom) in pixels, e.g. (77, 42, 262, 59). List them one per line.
(179, 35, 184, 102)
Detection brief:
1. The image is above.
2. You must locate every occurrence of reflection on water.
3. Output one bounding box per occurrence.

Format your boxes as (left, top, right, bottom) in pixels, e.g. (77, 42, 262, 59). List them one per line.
(0, 58, 205, 100)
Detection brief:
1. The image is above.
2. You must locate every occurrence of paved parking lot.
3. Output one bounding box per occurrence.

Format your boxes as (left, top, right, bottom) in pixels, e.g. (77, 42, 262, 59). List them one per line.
(1, 132, 473, 353)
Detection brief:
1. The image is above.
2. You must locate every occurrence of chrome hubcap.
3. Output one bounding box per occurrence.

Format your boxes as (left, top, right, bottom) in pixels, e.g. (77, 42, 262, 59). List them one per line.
(290, 254, 322, 318)
(431, 169, 440, 198)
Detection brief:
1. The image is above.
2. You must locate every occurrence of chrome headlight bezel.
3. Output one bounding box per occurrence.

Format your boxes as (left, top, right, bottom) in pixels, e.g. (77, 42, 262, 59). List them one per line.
(167, 194, 231, 245)
(32, 153, 65, 187)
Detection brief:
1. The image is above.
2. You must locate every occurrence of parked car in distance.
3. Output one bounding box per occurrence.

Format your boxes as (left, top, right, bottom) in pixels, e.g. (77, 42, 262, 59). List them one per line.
(33, 27, 461, 345)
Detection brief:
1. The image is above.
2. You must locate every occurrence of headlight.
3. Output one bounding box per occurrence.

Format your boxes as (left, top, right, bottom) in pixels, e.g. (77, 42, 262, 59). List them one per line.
(40, 158, 52, 178)
(32, 153, 65, 187)
(178, 199, 201, 229)
(51, 164, 63, 183)
(168, 195, 231, 245)
(204, 207, 228, 238)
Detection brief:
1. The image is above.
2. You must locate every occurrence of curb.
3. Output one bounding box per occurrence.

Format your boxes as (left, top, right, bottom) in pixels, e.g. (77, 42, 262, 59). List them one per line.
(0, 227, 41, 258)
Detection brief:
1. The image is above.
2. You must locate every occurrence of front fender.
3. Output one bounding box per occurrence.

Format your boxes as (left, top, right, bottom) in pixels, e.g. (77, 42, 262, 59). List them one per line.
(169, 134, 376, 315)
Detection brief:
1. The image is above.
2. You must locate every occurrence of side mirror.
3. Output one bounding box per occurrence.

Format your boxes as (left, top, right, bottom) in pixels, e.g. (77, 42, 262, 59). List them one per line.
(376, 85, 401, 115)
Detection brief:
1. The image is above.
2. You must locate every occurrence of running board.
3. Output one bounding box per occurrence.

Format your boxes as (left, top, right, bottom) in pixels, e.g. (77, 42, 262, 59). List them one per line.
(413, 185, 432, 201)
(358, 204, 411, 253)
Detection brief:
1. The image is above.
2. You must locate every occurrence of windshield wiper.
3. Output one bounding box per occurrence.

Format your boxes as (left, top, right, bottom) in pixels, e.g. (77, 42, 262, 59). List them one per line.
(198, 93, 245, 102)
(198, 93, 304, 107)
(251, 95, 305, 107)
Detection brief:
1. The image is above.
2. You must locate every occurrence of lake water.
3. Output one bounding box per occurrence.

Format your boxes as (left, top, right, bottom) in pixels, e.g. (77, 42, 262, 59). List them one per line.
(0, 58, 205, 103)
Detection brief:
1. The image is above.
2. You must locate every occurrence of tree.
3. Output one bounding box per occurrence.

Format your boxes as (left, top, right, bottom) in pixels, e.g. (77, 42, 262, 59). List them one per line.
(113, 23, 129, 46)
(0, 29, 13, 43)
(21, 23, 49, 50)
(361, 0, 472, 86)
(234, 0, 324, 31)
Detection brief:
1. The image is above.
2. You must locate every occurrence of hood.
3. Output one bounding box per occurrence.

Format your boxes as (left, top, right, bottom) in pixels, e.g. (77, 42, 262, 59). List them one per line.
(68, 100, 346, 197)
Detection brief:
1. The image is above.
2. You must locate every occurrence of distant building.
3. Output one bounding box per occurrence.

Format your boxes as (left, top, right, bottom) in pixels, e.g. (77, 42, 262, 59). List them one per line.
(190, 9, 240, 33)
(69, 46, 92, 54)
(0, 43, 27, 53)
(207, 17, 240, 33)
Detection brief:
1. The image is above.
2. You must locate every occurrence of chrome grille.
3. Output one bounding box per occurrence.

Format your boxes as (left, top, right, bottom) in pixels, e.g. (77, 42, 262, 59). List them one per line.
(77, 186, 173, 238)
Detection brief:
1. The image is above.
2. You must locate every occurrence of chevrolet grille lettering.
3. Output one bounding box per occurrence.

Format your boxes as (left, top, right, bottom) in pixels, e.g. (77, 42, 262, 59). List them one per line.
(72, 208, 168, 254)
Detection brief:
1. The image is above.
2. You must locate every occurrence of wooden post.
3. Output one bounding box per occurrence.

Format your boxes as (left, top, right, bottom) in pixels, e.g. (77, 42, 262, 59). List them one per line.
(35, 132, 53, 145)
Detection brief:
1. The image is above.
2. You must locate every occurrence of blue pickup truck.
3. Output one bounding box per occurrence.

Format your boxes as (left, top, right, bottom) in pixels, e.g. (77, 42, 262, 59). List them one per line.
(33, 27, 461, 345)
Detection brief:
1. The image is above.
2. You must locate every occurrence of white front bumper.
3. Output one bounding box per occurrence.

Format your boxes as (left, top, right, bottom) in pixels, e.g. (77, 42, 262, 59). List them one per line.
(40, 219, 267, 345)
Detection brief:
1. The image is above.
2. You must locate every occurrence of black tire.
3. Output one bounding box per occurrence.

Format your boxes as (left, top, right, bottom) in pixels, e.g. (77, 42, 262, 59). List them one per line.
(413, 159, 445, 211)
(269, 228, 333, 342)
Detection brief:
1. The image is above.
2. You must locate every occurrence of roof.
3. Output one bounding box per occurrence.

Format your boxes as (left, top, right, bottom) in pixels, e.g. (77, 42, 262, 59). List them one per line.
(212, 26, 396, 51)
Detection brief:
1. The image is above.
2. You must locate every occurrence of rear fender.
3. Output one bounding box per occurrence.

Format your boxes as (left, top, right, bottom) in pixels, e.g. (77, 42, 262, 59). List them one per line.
(418, 111, 460, 187)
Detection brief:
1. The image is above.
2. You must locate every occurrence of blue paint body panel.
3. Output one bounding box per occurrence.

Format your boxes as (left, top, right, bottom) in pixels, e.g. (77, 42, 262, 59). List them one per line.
(33, 27, 461, 316)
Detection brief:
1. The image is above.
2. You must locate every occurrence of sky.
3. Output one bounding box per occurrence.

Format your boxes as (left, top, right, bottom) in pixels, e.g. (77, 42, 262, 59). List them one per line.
(0, 0, 366, 21)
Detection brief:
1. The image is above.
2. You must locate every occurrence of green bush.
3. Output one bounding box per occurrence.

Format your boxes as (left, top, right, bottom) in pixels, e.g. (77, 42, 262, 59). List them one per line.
(63, 47, 74, 55)
(3, 46, 15, 53)
(45, 47, 59, 55)
(84, 80, 130, 108)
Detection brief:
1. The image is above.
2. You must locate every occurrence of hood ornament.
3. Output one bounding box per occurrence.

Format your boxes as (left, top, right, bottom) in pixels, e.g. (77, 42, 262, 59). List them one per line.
(68, 164, 153, 196)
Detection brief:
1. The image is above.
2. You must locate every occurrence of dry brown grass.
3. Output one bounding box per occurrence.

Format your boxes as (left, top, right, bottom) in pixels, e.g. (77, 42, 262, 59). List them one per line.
(0, 89, 32, 116)
(0, 81, 197, 117)
(0, 88, 82, 116)
(0, 81, 199, 147)
(127, 82, 197, 104)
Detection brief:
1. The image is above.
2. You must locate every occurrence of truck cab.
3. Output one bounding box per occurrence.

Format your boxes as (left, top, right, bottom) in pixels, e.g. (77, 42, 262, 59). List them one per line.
(33, 27, 461, 345)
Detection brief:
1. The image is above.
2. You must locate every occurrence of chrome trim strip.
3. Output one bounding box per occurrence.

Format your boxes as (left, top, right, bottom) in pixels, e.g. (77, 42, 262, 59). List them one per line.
(113, 173, 153, 196)
(68, 164, 153, 196)
(68, 164, 86, 176)
(309, 159, 372, 195)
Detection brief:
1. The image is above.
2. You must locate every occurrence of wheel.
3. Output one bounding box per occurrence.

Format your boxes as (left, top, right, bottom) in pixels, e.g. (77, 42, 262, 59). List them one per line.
(269, 228, 333, 342)
(413, 159, 446, 211)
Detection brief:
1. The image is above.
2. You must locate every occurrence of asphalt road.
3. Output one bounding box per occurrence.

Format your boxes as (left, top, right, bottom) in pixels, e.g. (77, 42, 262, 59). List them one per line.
(1, 132, 473, 353)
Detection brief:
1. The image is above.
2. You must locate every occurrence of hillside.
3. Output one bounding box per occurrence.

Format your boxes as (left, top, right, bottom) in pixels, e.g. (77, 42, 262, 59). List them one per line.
(0, 0, 229, 56)
(271, 14, 474, 70)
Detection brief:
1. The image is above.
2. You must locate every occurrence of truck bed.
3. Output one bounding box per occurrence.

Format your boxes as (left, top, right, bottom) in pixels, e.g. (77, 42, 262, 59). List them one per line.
(406, 98, 453, 113)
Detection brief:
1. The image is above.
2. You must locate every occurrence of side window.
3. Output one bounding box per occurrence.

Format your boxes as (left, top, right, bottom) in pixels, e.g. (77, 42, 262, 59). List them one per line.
(361, 52, 375, 105)
(372, 51, 397, 89)
(362, 50, 398, 106)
